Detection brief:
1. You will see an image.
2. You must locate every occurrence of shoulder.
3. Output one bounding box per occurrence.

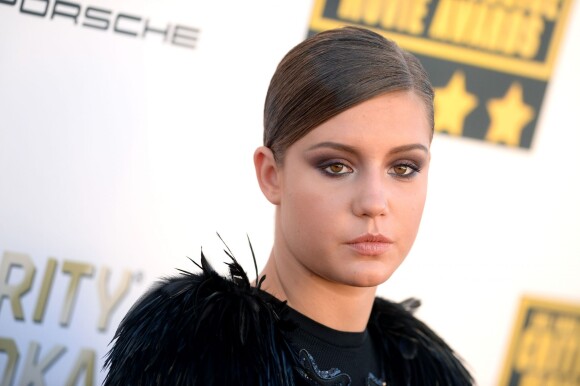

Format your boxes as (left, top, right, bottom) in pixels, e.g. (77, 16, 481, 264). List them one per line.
(369, 297, 474, 385)
(103, 254, 296, 386)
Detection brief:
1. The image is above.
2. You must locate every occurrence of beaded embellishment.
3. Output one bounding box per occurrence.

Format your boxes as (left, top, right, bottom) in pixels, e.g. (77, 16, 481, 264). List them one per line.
(296, 349, 351, 385)
(295, 349, 386, 386)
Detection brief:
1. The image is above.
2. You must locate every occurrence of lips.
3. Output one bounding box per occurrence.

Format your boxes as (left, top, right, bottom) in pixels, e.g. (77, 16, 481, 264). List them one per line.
(346, 234, 393, 256)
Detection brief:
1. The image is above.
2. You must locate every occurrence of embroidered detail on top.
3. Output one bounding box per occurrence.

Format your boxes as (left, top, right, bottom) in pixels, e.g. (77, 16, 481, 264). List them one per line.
(295, 349, 352, 386)
(366, 372, 386, 386)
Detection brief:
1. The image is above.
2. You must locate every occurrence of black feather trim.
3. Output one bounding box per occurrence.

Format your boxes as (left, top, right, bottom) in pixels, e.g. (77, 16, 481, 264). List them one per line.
(103, 241, 297, 386)
(103, 240, 473, 385)
(369, 298, 474, 385)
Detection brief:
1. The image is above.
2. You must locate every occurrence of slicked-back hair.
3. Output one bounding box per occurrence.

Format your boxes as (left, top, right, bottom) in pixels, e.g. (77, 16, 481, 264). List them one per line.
(264, 26, 434, 163)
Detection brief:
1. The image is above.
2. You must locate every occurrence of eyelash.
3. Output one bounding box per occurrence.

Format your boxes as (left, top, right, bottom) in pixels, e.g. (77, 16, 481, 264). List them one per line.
(317, 160, 421, 179)
(389, 161, 422, 179)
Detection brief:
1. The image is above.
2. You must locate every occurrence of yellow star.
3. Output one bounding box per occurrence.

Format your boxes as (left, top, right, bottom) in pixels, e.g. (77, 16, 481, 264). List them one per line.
(434, 70, 478, 136)
(485, 82, 535, 147)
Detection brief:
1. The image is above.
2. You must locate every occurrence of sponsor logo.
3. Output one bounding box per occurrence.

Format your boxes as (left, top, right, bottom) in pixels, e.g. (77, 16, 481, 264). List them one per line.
(0, 0, 200, 49)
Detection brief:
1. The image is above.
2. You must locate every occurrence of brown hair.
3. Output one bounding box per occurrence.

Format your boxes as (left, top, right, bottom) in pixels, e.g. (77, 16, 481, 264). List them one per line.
(263, 26, 434, 163)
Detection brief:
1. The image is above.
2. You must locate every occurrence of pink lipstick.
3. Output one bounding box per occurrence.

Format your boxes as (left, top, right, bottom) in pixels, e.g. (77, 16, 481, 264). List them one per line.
(346, 234, 393, 256)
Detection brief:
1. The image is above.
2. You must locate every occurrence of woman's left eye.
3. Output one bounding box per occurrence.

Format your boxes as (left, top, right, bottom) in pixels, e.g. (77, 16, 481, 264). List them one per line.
(388, 163, 419, 177)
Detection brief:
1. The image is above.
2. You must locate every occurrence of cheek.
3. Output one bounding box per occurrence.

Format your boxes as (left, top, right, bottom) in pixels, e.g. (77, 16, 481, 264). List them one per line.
(282, 178, 343, 239)
(399, 184, 428, 238)
(390, 173, 426, 218)
(286, 186, 325, 223)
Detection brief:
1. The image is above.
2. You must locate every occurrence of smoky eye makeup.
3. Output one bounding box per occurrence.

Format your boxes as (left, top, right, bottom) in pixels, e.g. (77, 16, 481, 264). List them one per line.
(305, 145, 428, 179)
(306, 148, 353, 165)
(306, 151, 354, 176)
(387, 151, 428, 179)
(388, 161, 421, 178)
(317, 159, 354, 177)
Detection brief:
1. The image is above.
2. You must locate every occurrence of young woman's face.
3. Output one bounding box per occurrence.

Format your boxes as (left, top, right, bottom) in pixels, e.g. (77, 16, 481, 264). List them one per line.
(274, 90, 431, 288)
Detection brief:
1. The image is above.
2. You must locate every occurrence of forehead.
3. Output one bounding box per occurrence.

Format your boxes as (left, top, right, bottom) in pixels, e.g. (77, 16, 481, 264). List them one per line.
(294, 91, 431, 150)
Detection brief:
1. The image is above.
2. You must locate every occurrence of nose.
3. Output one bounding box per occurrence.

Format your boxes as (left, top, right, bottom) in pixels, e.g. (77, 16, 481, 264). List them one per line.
(352, 171, 388, 218)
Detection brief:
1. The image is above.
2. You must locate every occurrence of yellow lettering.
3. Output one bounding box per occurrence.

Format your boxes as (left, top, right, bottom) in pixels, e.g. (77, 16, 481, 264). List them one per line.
(0, 251, 35, 321)
(515, 311, 580, 382)
(396, 0, 430, 35)
(65, 349, 95, 386)
(486, 7, 507, 52)
(540, 0, 560, 20)
(465, 3, 490, 47)
(404, 0, 431, 34)
(428, 0, 548, 59)
(97, 267, 132, 331)
(0, 338, 19, 386)
(60, 261, 94, 327)
(515, 312, 552, 373)
(32, 258, 57, 323)
(450, 0, 474, 43)
(337, 0, 430, 34)
(518, 15, 544, 59)
(430, 0, 509, 51)
(19, 342, 66, 385)
(428, 0, 453, 39)
(498, 9, 525, 55)
(337, 0, 365, 21)
(380, 0, 398, 29)
(390, 0, 411, 32)
(552, 317, 579, 377)
(541, 319, 564, 374)
(362, 0, 383, 25)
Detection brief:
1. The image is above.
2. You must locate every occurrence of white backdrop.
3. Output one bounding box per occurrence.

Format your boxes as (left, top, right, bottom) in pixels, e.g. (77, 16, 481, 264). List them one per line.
(1, 1, 579, 385)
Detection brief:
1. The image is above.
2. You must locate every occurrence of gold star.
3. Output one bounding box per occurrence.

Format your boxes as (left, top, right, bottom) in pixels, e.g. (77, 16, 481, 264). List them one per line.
(434, 70, 478, 136)
(485, 82, 535, 147)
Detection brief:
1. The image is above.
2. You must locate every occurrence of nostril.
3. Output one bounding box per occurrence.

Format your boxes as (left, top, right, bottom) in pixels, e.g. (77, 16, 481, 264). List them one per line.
(353, 194, 388, 218)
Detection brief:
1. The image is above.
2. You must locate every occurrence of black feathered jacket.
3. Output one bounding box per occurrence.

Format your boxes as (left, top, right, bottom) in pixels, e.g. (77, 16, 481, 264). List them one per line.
(103, 248, 473, 385)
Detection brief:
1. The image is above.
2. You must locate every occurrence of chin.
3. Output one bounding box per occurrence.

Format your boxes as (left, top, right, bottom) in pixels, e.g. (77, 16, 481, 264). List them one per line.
(346, 265, 397, 288)
(349, 275, 392, 288)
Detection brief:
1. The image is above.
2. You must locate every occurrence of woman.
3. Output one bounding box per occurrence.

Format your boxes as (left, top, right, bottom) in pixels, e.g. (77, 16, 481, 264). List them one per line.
(104, 26, 474, 385)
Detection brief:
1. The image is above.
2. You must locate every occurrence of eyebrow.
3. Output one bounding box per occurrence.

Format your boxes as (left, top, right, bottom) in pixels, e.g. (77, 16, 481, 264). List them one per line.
(306, 141, 429, 155)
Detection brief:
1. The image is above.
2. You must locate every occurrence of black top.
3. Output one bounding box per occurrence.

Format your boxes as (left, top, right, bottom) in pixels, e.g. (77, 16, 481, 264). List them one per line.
(284, 307, 385, 385)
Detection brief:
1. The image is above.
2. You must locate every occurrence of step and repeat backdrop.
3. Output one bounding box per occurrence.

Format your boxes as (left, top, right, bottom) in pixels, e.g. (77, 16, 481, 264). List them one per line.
(1, 1, 579, 385)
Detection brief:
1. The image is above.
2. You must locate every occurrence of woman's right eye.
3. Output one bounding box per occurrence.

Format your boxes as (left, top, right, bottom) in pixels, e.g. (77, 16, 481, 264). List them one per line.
(321, 162, 353, 176)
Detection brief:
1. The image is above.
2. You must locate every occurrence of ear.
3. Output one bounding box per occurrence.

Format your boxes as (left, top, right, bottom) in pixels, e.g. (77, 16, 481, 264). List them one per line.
(253, 146, 281, 205)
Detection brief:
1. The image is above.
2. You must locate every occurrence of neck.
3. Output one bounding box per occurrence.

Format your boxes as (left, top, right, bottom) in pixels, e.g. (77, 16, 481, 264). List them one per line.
(259, 251, 377, 332)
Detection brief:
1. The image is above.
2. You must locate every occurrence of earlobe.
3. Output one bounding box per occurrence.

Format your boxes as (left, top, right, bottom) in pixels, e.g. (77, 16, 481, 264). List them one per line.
(253, 146, 281, 205)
